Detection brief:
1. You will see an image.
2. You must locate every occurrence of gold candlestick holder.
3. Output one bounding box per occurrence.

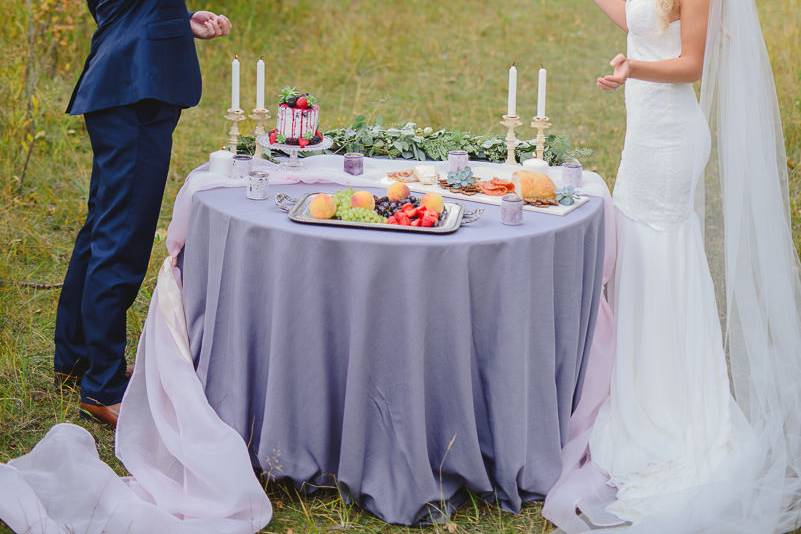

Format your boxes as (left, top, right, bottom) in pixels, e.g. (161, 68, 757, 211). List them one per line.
(250, 107, 271, 159)
(530, 115, 552, 161)
(225, 108, 246, 153)
(500, 114, 523, 165)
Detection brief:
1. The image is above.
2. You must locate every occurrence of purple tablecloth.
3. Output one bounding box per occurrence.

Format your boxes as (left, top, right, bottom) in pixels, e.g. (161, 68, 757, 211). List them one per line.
(181, 183, 605, 525)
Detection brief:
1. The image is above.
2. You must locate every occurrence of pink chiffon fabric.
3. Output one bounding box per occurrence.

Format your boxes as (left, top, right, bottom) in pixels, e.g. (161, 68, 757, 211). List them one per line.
(542, 188, 619, 531)
(0, 161, 356, 534)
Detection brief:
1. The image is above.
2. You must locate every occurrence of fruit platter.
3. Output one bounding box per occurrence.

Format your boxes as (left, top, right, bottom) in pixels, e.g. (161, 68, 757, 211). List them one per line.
(274, 183, 483, 235)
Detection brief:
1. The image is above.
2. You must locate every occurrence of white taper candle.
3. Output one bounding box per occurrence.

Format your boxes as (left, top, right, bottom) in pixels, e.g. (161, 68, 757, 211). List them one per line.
(231, 55, 241, 110)
(507, 65, 518, 117)
(256, 57, 265, 109)
(537, 67, 547, 117)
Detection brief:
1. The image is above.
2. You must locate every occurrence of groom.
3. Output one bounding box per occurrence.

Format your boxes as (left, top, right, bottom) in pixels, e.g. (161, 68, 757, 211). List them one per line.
(54, 0, 231, 427)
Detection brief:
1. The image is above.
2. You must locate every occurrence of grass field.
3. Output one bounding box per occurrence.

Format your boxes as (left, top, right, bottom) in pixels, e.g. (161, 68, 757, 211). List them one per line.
(1, 1, 800, 532)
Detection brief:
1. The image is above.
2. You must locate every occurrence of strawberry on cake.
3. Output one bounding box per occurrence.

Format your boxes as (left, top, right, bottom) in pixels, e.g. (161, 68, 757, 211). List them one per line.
(268, 87, 323, 148)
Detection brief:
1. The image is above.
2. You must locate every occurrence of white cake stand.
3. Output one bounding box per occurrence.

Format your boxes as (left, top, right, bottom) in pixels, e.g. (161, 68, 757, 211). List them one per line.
(256, 135, 333, 168)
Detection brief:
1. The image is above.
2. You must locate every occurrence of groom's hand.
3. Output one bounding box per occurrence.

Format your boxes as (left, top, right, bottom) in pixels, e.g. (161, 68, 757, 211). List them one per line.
(190, 11, 232, 40)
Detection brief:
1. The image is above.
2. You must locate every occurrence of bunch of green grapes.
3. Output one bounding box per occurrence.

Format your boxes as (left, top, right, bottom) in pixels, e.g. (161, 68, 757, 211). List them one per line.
(333, 189, 355, 217)
(337, 207, 387, 224)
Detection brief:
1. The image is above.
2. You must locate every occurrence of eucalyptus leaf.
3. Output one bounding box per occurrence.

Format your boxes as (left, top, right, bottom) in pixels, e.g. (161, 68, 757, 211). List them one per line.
(239, 119, 592, 165)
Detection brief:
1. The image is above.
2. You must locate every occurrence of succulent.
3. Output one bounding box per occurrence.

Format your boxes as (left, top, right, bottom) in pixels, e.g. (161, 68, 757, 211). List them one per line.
(446, 167, 476, 189)
(556, 185, 578, 206)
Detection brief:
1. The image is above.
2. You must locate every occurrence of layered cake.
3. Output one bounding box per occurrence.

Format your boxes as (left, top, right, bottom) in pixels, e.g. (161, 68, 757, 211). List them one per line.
(268, 87, 322, 147)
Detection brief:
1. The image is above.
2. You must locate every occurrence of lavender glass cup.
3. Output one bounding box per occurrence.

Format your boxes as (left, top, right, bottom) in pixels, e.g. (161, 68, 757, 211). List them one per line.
(501, 193, 524, 225)
(344, 153, 364, 176)
(447, 150, 469, 173)
(561, 159, 583, 188)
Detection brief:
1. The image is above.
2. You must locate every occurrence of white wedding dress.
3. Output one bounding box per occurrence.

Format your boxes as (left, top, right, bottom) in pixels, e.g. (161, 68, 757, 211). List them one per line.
(587, 0, 749, 521)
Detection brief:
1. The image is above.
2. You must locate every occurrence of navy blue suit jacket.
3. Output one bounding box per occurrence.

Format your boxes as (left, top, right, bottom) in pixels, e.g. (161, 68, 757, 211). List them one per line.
(67, 0, 202, 115)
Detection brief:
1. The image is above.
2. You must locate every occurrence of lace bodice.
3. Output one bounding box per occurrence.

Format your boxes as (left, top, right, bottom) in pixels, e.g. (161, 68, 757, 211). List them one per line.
(613, 0, 711, 230)
(626, 0, 682, 61)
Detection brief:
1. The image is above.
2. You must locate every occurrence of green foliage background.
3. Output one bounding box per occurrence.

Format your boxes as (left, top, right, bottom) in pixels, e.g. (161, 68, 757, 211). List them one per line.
(1, 1, 800, 532)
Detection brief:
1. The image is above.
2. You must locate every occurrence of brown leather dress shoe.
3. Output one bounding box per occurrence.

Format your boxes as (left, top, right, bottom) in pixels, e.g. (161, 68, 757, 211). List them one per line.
(79, 402, 121, 428)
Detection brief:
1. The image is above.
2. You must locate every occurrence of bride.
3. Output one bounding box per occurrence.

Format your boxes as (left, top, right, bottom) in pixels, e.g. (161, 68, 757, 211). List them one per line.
(544, 0, 801, 532)
(590, 0, 737, 520)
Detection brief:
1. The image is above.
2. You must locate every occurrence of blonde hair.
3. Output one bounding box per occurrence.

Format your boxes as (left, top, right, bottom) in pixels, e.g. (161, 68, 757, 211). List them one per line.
(658, 0, 677, 28)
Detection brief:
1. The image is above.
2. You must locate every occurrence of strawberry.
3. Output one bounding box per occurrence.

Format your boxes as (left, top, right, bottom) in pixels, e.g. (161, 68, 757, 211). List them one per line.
(387, 215, 398, 225)
(268, 131, 277, 144)
(411, 218, 421, 227)
(422, 213, 438, 227)
(296, 96, 309, 109)
(298, 137, 310, 148)
(395, 212, 411, 226)
(402, 205, 418, 218)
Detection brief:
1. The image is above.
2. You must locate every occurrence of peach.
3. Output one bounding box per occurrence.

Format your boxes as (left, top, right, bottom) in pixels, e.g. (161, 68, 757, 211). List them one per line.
(351, 190, 376, 210)
(420, 192, 444, 214)
(308, 193, 337, 219)
(387, 182, 411, 202)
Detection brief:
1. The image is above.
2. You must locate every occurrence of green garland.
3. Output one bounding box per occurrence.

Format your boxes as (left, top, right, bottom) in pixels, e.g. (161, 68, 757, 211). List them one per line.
(238, 115, 592, 166)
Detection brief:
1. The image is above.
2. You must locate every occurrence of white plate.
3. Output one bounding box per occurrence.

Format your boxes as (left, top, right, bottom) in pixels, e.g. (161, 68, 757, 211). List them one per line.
(379, 166, 589, 217)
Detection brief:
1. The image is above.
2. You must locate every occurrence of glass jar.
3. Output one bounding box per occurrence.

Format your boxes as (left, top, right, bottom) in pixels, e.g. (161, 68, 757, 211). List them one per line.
(447, 150, 469, 173)
(343, 153, 364, 176)
(561, 159, 583, 188)
(232, 154, 253, 180)
(247, 170, 270, 200)
(501, 193, 524, 225)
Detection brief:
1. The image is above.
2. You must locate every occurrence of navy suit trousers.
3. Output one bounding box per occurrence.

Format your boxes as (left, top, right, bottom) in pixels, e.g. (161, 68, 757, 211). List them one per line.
(55, 99, 181, 405)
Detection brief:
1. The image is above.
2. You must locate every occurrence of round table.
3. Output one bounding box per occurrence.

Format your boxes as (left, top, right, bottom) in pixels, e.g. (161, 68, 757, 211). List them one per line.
(181, 182, 605, 525)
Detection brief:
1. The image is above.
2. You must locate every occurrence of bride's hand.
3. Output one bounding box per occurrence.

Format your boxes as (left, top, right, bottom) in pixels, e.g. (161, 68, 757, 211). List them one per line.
(597, 54, 631, 91)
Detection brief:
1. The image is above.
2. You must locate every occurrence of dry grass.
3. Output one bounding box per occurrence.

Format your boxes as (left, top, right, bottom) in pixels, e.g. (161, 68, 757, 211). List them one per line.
(1, 1, 800, 532)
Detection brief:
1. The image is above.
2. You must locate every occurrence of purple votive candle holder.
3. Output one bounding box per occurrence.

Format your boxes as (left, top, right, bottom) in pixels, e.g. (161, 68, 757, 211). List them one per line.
(501, 193, 524, 225)
(561, 160, 583, 188)
(344, 153, 364, 176)
(447, 150, 469, 173)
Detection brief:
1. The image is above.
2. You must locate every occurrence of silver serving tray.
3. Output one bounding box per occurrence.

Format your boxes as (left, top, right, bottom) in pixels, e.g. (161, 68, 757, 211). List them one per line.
(274, 193, 483, 235)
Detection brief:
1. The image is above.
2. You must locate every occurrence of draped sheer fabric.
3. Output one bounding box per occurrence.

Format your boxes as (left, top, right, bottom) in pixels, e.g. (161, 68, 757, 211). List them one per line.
(693, 0, 801, 530)
(0, 168, 273, 534)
